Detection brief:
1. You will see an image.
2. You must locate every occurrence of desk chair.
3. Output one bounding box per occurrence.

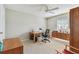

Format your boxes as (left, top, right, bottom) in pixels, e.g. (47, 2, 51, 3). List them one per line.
(42, 29, 50, 43)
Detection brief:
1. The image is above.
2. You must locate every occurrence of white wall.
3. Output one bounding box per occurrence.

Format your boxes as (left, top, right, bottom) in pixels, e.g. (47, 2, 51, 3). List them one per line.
(5, 8, 46, 41)
(47, 17, 57, 33)
(0, 4, 5, 42)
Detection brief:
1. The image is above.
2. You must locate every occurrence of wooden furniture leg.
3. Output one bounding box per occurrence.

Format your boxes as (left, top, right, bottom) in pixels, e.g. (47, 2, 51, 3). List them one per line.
(33, 34, 36, 43)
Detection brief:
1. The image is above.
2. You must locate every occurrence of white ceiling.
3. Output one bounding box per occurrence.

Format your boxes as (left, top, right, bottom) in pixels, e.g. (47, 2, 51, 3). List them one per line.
(5, 4, 79, 18)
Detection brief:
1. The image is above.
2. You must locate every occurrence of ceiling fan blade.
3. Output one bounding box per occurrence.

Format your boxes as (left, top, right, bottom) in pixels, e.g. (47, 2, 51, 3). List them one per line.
(40, 4, 58, 14)
(46, 7, 59, 12)
(47, 11, 54, 14)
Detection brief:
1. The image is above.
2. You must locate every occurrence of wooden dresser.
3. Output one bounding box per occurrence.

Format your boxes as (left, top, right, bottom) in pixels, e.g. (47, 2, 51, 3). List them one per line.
(52, 31, 70, 41)
(0, 38, 23, 54)
(70, 7, 79, 53)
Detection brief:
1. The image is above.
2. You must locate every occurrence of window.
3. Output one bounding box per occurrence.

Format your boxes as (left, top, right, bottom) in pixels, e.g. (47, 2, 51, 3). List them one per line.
(57, 13, 70, 33)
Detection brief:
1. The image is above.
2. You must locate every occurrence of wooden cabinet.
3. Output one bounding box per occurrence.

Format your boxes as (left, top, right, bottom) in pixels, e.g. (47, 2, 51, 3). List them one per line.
(70, 7, 79, 53)
(0, 38, 23, 54)
(52, 31, 70, 40)
(2, 46, 23, 54)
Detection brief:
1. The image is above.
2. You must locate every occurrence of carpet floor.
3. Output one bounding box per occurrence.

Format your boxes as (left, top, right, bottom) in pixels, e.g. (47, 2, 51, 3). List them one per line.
(23, 38, 69, 54)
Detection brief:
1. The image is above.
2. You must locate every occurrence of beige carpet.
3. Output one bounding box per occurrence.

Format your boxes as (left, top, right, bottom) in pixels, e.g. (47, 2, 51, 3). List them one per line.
(23, 38, 69, 54)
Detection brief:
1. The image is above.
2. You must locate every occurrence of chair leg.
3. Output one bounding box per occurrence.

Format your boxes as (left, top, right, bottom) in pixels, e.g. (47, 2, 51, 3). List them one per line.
(46, 39, 50, 42)
(43, 39, 50, 43)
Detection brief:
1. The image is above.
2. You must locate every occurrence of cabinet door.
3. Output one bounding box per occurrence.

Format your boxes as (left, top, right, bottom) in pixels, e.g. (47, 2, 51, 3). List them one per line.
(70, 7, 79, 53)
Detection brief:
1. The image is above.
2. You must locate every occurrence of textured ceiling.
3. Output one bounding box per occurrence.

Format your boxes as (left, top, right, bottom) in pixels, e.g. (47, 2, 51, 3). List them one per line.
(5, 4, 79, 18)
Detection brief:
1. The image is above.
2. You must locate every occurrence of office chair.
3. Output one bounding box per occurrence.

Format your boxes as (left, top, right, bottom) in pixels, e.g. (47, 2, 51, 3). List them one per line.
(42, 29, 50, 43)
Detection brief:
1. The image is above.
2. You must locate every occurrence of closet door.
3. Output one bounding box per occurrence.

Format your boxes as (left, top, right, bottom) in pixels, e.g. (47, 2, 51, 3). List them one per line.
(70, 7, 79, 53)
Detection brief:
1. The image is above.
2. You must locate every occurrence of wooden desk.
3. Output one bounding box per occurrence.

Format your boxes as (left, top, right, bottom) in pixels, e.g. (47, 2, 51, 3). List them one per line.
(1, 38, 23, 54)
(30, 32, 41, 42)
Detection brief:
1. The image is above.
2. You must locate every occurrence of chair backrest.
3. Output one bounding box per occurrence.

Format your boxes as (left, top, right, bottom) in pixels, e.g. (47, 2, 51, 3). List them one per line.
(45, 29, 50, 34)
(42, 29, 50, 37)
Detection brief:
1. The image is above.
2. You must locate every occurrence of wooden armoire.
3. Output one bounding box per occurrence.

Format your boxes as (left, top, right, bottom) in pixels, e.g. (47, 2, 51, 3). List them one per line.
(70, 7, 79, 53)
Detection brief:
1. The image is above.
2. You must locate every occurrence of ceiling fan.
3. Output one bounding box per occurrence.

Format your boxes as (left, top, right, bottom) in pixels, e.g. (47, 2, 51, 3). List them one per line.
(41, 4, 59, 14)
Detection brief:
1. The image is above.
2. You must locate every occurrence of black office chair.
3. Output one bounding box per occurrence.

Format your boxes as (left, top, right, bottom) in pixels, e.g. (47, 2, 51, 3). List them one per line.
(42, 29, 50, 43)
